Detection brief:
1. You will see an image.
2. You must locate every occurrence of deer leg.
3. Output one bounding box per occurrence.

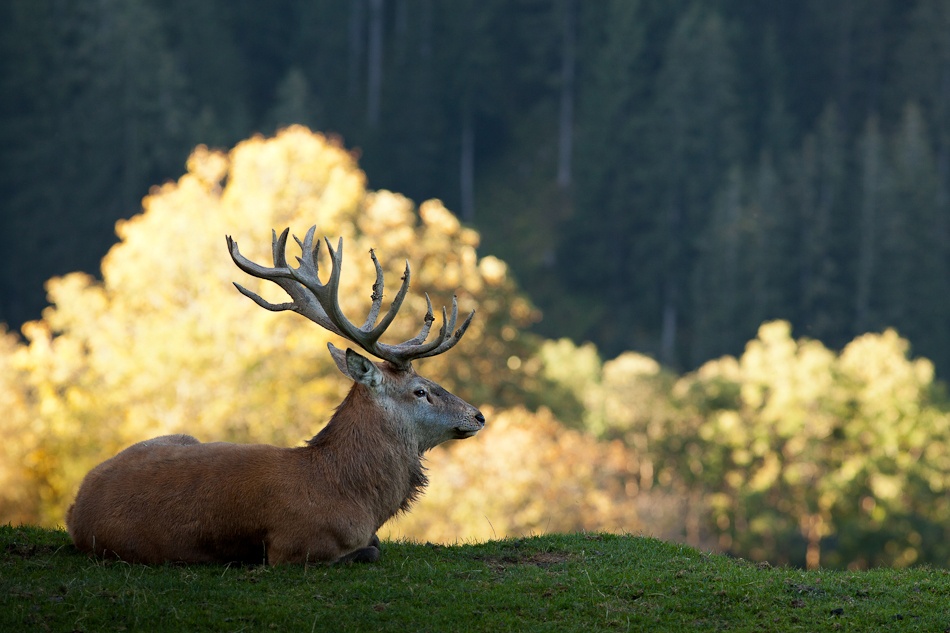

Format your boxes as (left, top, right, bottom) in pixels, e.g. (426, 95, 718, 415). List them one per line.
(333, 534, 381, 564)
(336, 544, 380, 564)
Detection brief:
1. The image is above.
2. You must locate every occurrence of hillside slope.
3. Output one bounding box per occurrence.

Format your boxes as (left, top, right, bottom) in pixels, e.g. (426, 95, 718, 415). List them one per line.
(3, 526, 947, 631)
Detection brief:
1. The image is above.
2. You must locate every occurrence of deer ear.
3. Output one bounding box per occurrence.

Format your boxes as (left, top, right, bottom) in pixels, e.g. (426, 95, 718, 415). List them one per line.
(328, 343, 350, 377)
(329, 344, 383, 388)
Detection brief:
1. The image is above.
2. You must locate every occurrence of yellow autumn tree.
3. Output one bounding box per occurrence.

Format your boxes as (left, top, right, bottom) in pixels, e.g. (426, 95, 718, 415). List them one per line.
(4, 127, 544, 526)
(0, 325, 37, 524)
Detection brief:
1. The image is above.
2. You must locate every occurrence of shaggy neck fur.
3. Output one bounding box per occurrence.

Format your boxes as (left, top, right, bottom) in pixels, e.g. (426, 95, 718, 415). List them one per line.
(305, 384, 428, 523)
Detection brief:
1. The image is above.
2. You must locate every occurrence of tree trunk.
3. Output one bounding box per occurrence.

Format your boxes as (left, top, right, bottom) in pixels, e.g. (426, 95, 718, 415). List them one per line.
(660, 276, 678, 366)
(557, 0, 575, 189)
(855, 115, 882, 332)
(460, 106, 475, 221)
(347, 0, 364, 101)
(801, 513, 824, 570)
(366, 0, 384, 127)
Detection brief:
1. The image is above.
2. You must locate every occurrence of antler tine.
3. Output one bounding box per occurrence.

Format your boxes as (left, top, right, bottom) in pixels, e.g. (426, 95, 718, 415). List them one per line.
(413, 304, 476, 361)
(311, 235, 398, 357)
(398, 293, 436, 347)
(376, 297, 457, 363)
(306, 239, 475, 366)
(272, 228, 291, 268)
(229, 234, 290, 281)
(231, 281, 297, 312)
(292, 226, 320, 279)
(275, 231, 396, 361)
(366, 260, 411, 338)
(320, 235, 361, 341)
(362, 249, 386, 332)
(227, 233, 297, 311)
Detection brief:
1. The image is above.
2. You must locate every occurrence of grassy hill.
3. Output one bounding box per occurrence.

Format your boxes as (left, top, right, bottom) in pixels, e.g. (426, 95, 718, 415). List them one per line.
(3, 525, 948, 632)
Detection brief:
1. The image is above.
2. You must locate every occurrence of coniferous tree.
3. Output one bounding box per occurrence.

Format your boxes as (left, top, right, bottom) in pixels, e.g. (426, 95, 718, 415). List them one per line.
(691, 166, 744, 362)
(433, 0, 512, 220)
(158, 0, 250, 146)
(651, 2, 743, 366)
(789, 105, 851, 346)
(0, 0, 60, 325)
(854, 114, 888, 334)
(265, 68, 321, 132)
(885, 104, 948, 364)
(748, 151, 794, 328)
(291, 0, 358, 134)
(556, 0, 576, 189)
(562, 0, 651, 355)
(8, 0, 950, 379)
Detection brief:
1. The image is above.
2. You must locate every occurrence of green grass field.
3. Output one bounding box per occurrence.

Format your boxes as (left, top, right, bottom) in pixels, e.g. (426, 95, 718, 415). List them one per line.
(3, 525, 948, 632)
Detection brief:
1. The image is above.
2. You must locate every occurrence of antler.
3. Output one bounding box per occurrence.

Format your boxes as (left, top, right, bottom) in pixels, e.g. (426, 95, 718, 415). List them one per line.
(226, 227, 475, 369)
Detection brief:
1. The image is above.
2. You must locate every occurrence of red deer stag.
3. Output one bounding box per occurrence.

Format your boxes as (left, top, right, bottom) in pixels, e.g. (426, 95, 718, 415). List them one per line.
(66, 226, 485, 565)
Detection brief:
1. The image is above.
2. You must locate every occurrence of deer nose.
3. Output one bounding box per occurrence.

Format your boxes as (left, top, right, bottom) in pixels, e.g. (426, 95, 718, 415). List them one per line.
(475, 411, 485, 426)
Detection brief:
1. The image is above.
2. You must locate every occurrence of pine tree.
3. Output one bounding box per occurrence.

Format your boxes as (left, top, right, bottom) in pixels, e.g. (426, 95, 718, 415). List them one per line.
(265, 67, 321, 132)
(854, 114, 888, 334)
(884, 103, 949, 367)
(651, 2, 744, 366)
(559, 0, 652, 356)
(691, 166, 744, 362)
(789, 105, 852, 347)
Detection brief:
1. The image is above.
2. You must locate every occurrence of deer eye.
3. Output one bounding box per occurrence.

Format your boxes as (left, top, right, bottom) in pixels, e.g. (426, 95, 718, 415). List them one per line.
(413, 388, 427, 398)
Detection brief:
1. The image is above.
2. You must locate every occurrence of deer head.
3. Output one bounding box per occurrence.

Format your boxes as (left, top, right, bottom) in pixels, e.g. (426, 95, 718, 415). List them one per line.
(226, 227, 484, 449)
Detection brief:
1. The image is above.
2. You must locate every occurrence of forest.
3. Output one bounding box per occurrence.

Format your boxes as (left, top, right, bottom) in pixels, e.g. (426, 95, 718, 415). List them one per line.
(4, 0, 950, 371)
(3, 0, 950, 569)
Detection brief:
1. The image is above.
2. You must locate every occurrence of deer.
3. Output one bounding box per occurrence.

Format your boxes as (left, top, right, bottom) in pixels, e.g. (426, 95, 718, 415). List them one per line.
(66, 226, 485, 565)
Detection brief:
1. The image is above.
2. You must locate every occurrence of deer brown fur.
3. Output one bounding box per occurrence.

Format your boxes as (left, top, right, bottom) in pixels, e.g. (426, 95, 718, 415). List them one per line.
(66, 228, 484, 565)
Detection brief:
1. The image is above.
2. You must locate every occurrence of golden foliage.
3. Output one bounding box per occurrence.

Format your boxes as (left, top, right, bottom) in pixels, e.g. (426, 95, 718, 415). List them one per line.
(1, 127, 540, 525)
(0, 326, 38, 523)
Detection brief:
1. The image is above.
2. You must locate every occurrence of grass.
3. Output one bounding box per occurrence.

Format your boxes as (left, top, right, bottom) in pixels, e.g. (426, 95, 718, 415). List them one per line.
(3, 525, 949, 632)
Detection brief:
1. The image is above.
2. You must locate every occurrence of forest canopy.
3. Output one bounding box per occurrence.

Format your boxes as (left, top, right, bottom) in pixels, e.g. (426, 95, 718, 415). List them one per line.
(4, 0, 950, 375)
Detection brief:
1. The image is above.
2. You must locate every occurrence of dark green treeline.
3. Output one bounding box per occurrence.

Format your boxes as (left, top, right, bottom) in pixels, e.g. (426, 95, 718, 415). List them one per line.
(3, 0, 950, 374)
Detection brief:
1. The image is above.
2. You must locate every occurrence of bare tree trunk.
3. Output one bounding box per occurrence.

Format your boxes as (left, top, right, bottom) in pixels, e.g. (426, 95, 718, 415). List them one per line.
(347, 0, 364, 102)
(460, 106, 475, 221)
(685, 490, 702, 548)
(660, 184, 683, 367)
(935, 55, 950, 260)
(801, 513, 824, 570)
(833, 0, 855, 124)
(660, 296, 677, 367)
(367, 0, 384, 127)
(855, 115, 882, 332)
(418, 0, 433, 59)
(557, 0, 575, 189)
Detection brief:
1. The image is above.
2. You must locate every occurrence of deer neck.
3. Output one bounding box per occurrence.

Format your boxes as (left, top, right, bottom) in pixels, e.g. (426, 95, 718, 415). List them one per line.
(305, 386, 428, 521)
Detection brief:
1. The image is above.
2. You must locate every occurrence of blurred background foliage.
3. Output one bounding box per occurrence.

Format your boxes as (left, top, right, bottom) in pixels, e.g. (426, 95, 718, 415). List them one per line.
(5, 1, 950, 570)
(2, 129, 950, 570)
